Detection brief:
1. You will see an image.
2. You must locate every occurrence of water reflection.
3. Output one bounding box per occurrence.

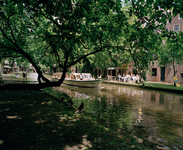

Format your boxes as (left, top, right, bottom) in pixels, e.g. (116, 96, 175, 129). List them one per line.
(43, 83, 183, 149)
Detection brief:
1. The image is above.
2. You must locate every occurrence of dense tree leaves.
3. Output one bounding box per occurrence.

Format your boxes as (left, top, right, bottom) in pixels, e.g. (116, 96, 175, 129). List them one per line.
(158, 31, 183, 77)
(0, 0, 183, 87)
(0, 0, 127, 86)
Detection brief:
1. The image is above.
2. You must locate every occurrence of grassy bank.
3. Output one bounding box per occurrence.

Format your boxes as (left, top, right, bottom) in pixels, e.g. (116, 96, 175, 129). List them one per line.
(103, 80, 183, 94)
(0, 89, 157, 150)
(144, 82, 183, 93)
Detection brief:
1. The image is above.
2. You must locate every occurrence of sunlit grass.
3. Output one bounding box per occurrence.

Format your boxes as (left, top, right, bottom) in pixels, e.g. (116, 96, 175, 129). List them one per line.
(144, 82, 183, 91)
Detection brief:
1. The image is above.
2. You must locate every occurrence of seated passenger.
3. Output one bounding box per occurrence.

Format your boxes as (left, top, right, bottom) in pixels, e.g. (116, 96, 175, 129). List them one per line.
(80, 75, 84, 80)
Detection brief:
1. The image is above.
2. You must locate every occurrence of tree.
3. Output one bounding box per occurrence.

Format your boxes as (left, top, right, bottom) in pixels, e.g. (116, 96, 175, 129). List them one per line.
(122, 0, 183, 82)
(0, 0, 183, 88)
(157, 31, 183, 85)
(115, 0, 164, 81)
(0, 0, 127, 87)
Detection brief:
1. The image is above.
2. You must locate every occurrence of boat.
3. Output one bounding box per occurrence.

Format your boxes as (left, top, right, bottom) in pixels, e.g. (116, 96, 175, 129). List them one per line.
(52, 73, 102, 88)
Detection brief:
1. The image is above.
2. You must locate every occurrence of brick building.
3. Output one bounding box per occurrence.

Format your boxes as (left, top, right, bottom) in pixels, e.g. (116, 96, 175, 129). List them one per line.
(147, 14, 183, 84)
(146, 60, 183, 84)
(166, 14, 183, 32)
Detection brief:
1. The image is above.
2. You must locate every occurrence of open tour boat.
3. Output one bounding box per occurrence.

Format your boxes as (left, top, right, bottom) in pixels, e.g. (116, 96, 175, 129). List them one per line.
(52, 73, 102, 88)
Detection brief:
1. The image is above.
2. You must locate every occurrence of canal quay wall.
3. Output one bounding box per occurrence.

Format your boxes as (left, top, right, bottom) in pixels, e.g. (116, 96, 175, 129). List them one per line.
(102, 80, 183, 94)
(1, 73, 183, 94)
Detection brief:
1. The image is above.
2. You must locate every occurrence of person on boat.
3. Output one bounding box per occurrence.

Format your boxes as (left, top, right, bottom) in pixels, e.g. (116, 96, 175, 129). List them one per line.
(80, 74, 84, 80)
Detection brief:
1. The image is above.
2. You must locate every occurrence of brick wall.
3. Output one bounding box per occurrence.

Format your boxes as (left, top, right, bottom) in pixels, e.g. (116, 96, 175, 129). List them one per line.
(175, 64, 183, 84)
(164, 66, 174, 83)
(147, 60, 183, 84)
(166, 14, 183, 32)
(146, 60, 161, 82)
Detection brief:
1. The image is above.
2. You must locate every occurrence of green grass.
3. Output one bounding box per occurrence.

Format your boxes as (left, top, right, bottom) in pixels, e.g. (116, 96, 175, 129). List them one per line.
(104, 80, 183, 93)
(10, 74, 18, 79)
(144, 82, 183, 91)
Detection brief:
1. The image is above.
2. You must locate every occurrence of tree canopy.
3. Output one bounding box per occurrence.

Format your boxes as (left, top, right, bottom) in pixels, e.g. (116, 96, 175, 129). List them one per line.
(0, 0, 183, 87)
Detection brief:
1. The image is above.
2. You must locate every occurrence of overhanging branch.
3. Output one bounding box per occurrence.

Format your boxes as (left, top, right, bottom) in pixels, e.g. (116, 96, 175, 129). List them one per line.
(67, 46, 128, 68)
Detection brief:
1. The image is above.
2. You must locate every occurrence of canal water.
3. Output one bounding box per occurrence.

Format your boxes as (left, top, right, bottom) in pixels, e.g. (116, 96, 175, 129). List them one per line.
(43, 82, 183, 149)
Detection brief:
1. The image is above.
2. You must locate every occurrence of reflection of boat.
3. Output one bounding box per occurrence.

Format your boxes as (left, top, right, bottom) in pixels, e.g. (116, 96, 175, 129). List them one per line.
(52, 73, 102, 88)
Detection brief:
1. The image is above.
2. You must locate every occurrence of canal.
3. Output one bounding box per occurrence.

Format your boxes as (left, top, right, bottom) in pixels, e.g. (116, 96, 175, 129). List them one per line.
(43, 82, 183, 149)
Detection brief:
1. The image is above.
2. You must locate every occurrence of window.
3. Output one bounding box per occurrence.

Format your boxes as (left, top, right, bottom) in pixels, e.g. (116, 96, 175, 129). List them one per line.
(152, 68, 157, 76)
(178, 14, 182, 20)
(174, 24, 180, 32)
(181, 73, 183, 78)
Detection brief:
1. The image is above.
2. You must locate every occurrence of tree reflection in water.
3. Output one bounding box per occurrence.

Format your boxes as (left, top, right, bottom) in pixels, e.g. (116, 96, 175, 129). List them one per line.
(43, 83, 183, 149)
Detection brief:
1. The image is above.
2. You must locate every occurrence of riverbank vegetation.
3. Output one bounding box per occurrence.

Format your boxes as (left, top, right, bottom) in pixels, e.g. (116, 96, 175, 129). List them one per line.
(103, 79, 183, 94)
(144, 82, 183, 92)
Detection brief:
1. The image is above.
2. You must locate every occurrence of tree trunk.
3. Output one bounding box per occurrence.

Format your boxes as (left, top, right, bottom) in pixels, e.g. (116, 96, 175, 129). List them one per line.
(37, 74, 42, 84)
(14, 47, 51, 84)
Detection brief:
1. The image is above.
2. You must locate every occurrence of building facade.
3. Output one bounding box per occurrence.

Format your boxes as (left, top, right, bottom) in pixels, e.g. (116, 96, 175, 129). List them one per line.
(146, 60, 183, 84)
(166, 14, 183, 32)
(147, 14, 183, 84)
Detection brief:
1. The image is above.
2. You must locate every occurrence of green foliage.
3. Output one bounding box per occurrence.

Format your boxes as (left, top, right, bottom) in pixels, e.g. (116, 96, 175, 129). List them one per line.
(157, 31, 183, 77)
(0, 0, 183, 85)
(1, 0, 127, 83)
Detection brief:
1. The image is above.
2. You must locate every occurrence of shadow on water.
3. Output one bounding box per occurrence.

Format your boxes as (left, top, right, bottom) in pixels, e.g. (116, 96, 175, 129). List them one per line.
(43, 83, 183, 149)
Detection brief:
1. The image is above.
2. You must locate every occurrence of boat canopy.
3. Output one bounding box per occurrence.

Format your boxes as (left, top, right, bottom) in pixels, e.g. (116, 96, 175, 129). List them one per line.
(70, 73, 93, 80)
